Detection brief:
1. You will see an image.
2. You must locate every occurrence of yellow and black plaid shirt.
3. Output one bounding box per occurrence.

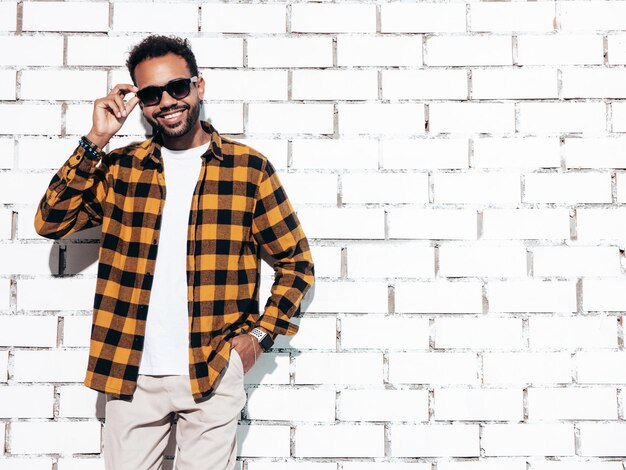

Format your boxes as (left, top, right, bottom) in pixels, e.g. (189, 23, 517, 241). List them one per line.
(34, 121, 314, 400)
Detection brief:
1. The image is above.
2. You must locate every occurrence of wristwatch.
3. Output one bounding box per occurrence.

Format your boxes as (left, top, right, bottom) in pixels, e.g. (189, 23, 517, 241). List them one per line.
(249, 327, 274, 352)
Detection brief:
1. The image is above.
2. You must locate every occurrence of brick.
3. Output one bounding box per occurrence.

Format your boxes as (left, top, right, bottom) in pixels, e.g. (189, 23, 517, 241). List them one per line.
(344, 464, 430, 470)
(524, 173, 611, 203)
(292, 138, 378, 170)
(113, 2, 198, 32)
(561, 1, 626, 31)
(306, 246, 341, 278)
(247, 388, 335, 422)
(293, 70, 377, 100)
(389, 208, 477, 240)
(565, 137, 626, 169)
(528, 387, 617, 420)
(578, 423, 626, 456)
(295, 352, 383, 384)
(23, 1, 108, 32)
(578, 208, 626, 240)
(381, 3, 466, 33)
(435, 318, 523, 349)
(10, 421, 101, 454)
(439, 244, 527, 278)
(295, 425, 384, 457)
(532, 246, 620, 277)
(292, 3, 376, 33)
(576, 352, 626, 384)
(612, 102, 626, 132)
(296, 208, 384, 239)
(58, 385, 100, 418)
(529, 316, 617, 349)
(0, 105, 61, 135)
(191, 38, 244, 67)
(395, 281, 483, 314)
(391, 424, 480, 457)
(0, 138, 13, 169)
(338, 36, 423, 66)
(518, 102, 606, 133)
(482, 209, 570, 240)
(63, 315, 92, 348)
(435, 172, 520, 204)
(244, 353, 290, 385)
(517, 34, 603, 65)
(13, 350, 87, 382)
(389, 352, 479, 385)
(339, 103, 426, 135)
(248, 37, 332, 68)
(201, 4, 285, 33)
(237, 138, 288, 169)
(341, 315, 430, 349)
(340, 389, 429, 421)
(473, 137, 560, 169)
(438, 461, 526, 470)
(532, 462, 622, 470)
(0, 385, 53, 418)
(470, 2, 555, 32)
(273, 317, 337, 350)
(67, 37, 135, 66)
(382, 138, 468, 170)
(0, 279, 9, 310)
(0, 458, 52, 470)
(0, 315, 56, 347)
(488, 280, 577, 313)
(430, 103, 515, 134)
(248, 464, 335, 470)
(483, 352, 572, 384)
(342, 173, 428, 204)
(427, 36, 512, 66)
(0, 208, 11, 239)
(434, 388, 523, 421)
(583, 279, 626, 311)
(279, 173, 337, 204)
(0, 244, 59, 275)
(198, 70, 287, 101)
(248, 104, 333, 134)
(21, 71, 107, 101)
(17, 137, 78, 170)
(0, 2, 17, 31)
(239, 424, 290, 457)
(608, 34, 626, 64)
(482, 424, 574, 456)
(0, 36, 63, 66)
(562, 67, 626, 99)
(383, 69, 468, 100)
(306, 281, 388, 313)
(346, 242, 434, 278)
(472, 67, 557, 99)
(0, 351, 7, 382)
(0, 70, 16, 101)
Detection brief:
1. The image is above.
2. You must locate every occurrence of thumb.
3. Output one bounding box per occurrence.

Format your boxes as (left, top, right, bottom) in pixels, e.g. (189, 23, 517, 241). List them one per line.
(125, 95, 140, 114)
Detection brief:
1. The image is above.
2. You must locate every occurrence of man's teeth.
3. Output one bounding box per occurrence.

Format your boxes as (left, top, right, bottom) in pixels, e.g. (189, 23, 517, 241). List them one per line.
(162, 110, 183, 120)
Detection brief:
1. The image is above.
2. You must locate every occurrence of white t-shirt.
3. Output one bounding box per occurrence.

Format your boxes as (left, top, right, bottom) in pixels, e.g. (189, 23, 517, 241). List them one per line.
(138, 142, 207, 375)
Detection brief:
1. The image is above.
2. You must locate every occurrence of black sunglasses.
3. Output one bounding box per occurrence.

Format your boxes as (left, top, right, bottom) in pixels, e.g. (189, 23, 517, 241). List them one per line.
(136, 76, 198, 106)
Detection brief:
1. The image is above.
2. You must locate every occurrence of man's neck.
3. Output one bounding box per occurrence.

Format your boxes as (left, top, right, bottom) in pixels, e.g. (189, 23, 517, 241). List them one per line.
(161, 122, 211, 151)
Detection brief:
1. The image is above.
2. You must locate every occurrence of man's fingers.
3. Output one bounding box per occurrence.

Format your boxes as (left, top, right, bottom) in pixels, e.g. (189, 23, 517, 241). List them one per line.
(109, 83, 139, 98)
(125, 95, 140, 114)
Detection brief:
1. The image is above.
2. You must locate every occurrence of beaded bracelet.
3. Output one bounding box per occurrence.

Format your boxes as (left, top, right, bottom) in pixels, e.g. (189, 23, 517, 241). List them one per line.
(78, 136, 103, 160)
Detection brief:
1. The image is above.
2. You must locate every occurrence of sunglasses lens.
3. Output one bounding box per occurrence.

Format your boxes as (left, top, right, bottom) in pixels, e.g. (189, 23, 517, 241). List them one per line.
(137, 87, 161, 106)
(168, 79, 191, 100)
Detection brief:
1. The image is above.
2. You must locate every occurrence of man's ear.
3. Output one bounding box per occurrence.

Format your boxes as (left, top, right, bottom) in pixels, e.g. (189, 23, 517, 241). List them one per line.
(197, 75, 205, 101)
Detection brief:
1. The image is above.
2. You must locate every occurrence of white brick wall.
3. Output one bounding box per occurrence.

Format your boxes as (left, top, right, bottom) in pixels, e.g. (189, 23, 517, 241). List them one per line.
(6, 0, 626, 467)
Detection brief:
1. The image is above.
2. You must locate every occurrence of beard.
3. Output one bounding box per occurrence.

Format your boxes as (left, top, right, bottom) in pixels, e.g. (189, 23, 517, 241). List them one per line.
(147, 100, 200, 139)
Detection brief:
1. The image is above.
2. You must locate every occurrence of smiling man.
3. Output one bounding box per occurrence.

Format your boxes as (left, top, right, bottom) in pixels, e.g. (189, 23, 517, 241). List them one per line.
(34, 35, 314, 470)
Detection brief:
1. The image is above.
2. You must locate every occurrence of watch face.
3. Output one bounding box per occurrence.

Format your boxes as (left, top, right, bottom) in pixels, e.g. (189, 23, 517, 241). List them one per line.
(259, 335, 274, 351)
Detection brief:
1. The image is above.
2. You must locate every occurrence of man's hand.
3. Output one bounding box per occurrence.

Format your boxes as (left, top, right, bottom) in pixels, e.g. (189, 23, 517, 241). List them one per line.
(86, 83, 140, 149)
(231, 330, 265, 374)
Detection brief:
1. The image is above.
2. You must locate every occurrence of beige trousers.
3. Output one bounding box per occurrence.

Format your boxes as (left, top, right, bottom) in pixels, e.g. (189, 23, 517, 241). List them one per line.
(103, 349, 246, 470)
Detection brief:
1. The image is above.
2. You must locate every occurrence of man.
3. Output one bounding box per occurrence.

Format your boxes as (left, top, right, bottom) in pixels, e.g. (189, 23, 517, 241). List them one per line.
(34, 35, 314, 470)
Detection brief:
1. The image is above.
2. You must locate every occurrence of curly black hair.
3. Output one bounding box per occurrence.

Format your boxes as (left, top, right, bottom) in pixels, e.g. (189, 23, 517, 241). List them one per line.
(126, 35, 199, 84)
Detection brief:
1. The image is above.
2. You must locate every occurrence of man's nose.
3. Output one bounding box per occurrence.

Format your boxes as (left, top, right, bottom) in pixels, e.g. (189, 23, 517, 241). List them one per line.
(159, 90, 178, 108)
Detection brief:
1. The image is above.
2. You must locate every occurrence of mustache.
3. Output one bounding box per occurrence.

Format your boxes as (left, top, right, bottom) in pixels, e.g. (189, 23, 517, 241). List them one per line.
(153, 104, 190, 119)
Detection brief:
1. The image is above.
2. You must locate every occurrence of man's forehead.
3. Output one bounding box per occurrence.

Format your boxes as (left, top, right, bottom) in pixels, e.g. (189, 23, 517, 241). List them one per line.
(134, 54, 191, 86)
